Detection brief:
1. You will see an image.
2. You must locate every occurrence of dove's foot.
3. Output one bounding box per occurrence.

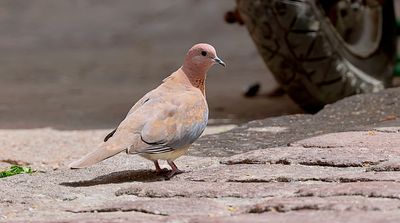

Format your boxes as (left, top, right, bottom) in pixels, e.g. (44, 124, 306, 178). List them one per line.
(165, 169, 185, 180)
(165, 161, 186, 179)
(154, 161, 169, 175)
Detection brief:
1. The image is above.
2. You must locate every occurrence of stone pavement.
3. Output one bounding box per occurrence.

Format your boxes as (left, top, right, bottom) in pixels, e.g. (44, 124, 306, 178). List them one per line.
(1, 88, 400, 222)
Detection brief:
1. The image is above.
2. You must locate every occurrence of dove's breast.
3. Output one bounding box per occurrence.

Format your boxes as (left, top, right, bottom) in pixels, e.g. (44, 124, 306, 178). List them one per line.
(172, 93, 208, 147)
(179, 112, 208, 146)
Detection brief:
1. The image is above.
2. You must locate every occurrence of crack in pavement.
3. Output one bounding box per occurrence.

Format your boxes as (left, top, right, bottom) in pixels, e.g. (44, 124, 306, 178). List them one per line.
(297, 192, 400, 201)
(245, 195, 400, 214)
(297, 192, 400, 199)
(0, 159, 30, 166)
(297, 160, 385, 168)
(66, 207, 168, 216)
(221, 159, 385, 168)
(287, 144, 346, 149)
(247, 204, 323, 213)
(228, 178, 394, 183)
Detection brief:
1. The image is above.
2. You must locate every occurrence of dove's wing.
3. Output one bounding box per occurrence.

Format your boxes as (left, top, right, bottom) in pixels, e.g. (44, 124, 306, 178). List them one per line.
(69, 84, 208, 168)
(119, 88, 208, 154)
(104, 72, 187, 142)
(103, 90, 156, 142)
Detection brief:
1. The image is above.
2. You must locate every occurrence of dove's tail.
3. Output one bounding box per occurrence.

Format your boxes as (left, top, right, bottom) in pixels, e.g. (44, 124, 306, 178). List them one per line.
(69, 141, 126, 169)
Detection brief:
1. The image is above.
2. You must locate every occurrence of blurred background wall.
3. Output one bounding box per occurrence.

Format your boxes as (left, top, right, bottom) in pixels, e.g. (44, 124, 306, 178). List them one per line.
(0, 0, 303, 129)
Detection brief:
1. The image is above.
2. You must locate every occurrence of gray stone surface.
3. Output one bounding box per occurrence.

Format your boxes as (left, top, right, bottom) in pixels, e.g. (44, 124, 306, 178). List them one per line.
(1, 87, 400, 222)
(115, 181, 323, 198)
(296, 181, 400, 199)
(191, 211, 400, 223)
(244, 196, 400, 212)
(192, 88, 400, 157)
(220, 145, 392, 167)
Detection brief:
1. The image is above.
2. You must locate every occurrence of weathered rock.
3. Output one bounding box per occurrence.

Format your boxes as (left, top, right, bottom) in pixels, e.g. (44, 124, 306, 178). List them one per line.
(243, 196, 400, 213)
(296, 181, 400, 199)
(2, 87, 400, 222)
(115, 181, 320, 198)
(220, 146, 391, 167)
(192, 88, 400, 157)
(3, 212, 166, 223)
(291, 131, 400, 149)
(367, 159, 400, 172)
(190, 211, 400, 223)
(66, 198, 231, 217)
(0, 128, 108, 170)
(177, 164, 400, 183)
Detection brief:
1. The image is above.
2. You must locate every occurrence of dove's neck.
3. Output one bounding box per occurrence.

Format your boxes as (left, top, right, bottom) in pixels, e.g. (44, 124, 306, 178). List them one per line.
(180, 65, 207, 95)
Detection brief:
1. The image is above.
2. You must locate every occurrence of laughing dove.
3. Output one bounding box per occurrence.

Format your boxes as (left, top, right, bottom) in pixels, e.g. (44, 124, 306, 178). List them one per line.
(69, 43, 225, 178)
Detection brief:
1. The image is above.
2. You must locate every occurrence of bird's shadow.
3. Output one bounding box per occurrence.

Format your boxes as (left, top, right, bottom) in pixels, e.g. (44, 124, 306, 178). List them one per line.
(60, 169, 167, 187)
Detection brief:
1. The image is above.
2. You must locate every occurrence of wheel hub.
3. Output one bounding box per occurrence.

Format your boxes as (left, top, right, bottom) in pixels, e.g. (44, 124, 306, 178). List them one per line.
(324, 0, 382, 57)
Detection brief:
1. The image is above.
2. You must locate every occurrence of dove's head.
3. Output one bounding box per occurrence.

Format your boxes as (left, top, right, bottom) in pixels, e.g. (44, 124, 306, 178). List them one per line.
(183, 43, 225, 75)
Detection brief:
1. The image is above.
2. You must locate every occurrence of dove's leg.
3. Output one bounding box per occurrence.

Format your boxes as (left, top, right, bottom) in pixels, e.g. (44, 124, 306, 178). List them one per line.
(153, 160, 168, 174)
(166, 160, 185, 179)
(154, 160, 162, 172)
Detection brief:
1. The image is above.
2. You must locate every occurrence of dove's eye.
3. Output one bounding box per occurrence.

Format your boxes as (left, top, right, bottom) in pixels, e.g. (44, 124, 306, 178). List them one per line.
(201, 51, 207, 56)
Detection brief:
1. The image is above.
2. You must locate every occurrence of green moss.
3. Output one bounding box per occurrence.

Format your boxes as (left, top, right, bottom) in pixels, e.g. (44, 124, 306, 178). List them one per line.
(0, 165, 33, 178)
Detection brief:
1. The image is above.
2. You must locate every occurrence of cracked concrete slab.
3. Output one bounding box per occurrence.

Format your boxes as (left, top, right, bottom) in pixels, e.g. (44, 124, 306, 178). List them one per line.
(290, 131, 400, 149)
(66, 198, 232, 217)
(220, 146, 392, 167)
(367, 159, 400, 172)
(296, 181, 400, 199)
(115, 181, 322, 198)
(244, 196, 400, 213)
(2, 88, 400, 222)
(192, 88, 400, 157)
(190, 211, 400, 223)
(177, 164, 400, 183)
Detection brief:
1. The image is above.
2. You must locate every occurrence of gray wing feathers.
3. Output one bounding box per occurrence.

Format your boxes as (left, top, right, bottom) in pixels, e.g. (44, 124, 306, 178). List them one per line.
(69, 84, 207, 168)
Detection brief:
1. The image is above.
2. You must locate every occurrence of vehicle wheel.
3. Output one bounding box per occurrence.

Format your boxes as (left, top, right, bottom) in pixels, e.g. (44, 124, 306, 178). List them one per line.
(236, 0, 396, 113)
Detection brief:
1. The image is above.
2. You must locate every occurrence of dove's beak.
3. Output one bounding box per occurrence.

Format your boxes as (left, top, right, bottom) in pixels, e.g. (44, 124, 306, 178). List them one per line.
(213, 57, 226, 67)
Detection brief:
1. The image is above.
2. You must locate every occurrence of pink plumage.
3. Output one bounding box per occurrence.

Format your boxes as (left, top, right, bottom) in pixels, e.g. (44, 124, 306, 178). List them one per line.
(69, 43, 225, 178)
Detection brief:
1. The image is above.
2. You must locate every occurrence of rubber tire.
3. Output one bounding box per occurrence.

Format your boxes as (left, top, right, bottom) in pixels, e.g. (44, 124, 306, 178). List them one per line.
(237, 0, 396, 113)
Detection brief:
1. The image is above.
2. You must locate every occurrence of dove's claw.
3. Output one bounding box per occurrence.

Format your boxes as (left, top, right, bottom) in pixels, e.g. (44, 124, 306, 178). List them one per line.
(165, 169, 185, 180)
(154, 161, 169, 174)
(164, 161, 186, 179)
